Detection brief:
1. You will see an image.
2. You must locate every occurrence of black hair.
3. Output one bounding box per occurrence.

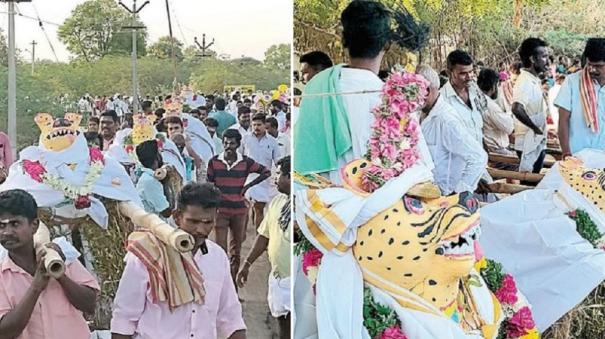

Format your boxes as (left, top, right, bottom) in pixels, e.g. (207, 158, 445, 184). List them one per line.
(277, 156, 290, 177)
(265, 117, 279, 129)
(271, 100, 283, 110)
(243, 98, 252, 104)
(141, 100, 153, 111)
(299, 51, 333, 71)
(205, 117, 219, 128)
(165, 116, 183, 127)
(0, 189, 38, 221)
(190, 108, 201, 115)
(583, 38, 605, 63)
(84, 131, 102, 147)
(222, 128, 242, 145)
(176, 182, 221, 210)
(136, 139, 159, 169)
(447, 49, 473, 70)
(477, 68, 500, 93)
(238, 106, 251, 115)
(100, 110, 119, 123)
(293, 88, 302, 96)
(519, 37, 548, 68)
(215, 98, 226, 110)
(252, 113, 266, 122)
(88, 116, 99, 125)
(341, 1, 427, 59)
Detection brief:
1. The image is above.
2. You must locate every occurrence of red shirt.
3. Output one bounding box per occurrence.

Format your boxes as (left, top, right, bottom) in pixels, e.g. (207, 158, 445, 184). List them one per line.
(207, 153, 269, 215)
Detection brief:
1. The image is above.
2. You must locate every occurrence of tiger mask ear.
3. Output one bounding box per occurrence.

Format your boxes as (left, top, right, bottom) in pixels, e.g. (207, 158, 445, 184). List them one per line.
(64, 112, 82, 129)
(34, 113, 54, 134)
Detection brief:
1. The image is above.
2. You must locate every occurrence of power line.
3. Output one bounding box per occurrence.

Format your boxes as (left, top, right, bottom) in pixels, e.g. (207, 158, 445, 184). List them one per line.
(168, 0, 187, 45)
(17, 3, 59, 62)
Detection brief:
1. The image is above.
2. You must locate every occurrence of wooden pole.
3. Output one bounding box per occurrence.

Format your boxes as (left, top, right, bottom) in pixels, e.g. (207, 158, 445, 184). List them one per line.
(487, 167, 544, 183)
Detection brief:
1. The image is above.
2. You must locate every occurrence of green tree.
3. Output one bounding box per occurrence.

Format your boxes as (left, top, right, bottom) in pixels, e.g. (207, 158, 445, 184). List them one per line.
(264, 43, 291, 70)
(58, 0, 147, 62)
(148, 36, 184, 61)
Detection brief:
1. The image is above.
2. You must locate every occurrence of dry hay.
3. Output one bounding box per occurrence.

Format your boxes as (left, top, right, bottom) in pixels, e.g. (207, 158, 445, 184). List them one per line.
(543, 282, 605, 339)
(39, 199, 134, 330)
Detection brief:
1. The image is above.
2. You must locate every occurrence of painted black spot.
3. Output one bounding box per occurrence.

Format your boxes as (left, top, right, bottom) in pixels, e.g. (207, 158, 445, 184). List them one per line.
(359, 162, 367, 169)
(402, 240, 410, 245)
(419, 241, 429, 245)
(428, 279, 437, 286)
(378, 251, 383, 258)
(397, 221, 401, 226)
(384, 215, 389, 220)
(386, 267, 391, 271)
(432, 298, 436, 302)
(397, 256, 404, 260)
(422, 248, 428, 252)
(368, 229, 373, 236)
(352, 167, 358, 175)
(404, 273, 413, 277)
(359, 241, 364, 246)
(358, 256, 362, 261)
(366, 256, 373, 261)
(413, 256, 421, 260)
(435, 248, 444, 255)
(380, 229, 386, 234)
(388, 238, 394, 245)
(392, 208, 399, 213)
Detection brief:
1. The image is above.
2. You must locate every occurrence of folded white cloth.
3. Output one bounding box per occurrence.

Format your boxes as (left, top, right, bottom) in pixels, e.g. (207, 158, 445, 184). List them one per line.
(268, 274, 291, 318)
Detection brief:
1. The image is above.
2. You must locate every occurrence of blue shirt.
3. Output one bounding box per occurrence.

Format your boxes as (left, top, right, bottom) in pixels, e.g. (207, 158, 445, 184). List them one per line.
(136, 168, 169, 215)
(554, 71, 605, 154)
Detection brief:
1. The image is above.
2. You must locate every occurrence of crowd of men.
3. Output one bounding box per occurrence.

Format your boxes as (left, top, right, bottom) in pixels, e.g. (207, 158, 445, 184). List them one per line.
(294, 1, 605, 202)
(0, 89, 292, 338)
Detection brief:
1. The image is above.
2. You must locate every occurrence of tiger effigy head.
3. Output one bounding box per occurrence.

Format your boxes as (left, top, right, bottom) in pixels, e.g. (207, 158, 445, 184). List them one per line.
(352, 191, 480, 311)
(559, 158, 605, 212)
(131, 113, 157, 145)
(163, 97, 183, 117)
(35, 112, 82, 152)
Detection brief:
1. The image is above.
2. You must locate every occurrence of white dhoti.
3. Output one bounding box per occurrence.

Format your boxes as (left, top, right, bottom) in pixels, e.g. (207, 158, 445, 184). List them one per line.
(268, 273, 291, 318)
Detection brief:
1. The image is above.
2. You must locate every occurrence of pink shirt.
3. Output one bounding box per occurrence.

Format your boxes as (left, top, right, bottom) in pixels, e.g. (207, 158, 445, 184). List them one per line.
(0, 256, 100, 339)
(111, 240, 246, 339)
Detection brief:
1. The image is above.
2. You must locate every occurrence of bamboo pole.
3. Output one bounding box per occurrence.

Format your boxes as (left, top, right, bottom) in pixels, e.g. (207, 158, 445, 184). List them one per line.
(488, 153, 555, 168)
(487, 167, 544, 183)
(118, 201, 194, 252)
(33, 222, 65, 278)
(486, 182, 532, 195)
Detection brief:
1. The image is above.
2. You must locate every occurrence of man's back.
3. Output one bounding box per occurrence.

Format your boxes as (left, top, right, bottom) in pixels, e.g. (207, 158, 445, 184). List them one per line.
(210, 111, 237, 138)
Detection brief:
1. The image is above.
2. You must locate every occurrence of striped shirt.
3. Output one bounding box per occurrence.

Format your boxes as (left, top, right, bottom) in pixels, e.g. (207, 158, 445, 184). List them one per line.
(207, 152, 269, 215)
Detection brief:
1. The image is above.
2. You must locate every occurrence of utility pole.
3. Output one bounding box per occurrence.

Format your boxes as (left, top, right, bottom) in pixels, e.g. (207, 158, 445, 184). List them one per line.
(119, 0, 149, 115)
(2, 0, 30, 160)
(30, 40, 36, 76)
(194, 34, 215, 58)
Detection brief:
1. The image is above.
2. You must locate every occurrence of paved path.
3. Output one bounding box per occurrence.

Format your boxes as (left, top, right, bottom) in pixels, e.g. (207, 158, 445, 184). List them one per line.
(240, 221, 280, 339)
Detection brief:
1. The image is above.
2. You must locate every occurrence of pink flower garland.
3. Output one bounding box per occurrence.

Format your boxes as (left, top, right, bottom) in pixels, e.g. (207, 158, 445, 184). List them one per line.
(495, 274, 518, 305)
(362, 70, 429, 192)
(302, 248, 323, 275)
(507, 306, 536, 338)
(380, 326, 408, 339)
(22, 160, 46, 183)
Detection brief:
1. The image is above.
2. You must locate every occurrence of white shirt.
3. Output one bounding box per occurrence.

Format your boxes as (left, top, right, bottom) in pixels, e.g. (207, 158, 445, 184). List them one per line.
(440, 81, 485, 145)
(242, 132, 281, 202)
(274, 111, 287, 132)
(512, 69, 545, 151)
(482, 96, 514, 152)
(227, 123, 250, 154)
(548, 83, 561, 130)
(421, 95, 487, 195)
(327, 67, 384, 184)
(275, 131, 290, 158)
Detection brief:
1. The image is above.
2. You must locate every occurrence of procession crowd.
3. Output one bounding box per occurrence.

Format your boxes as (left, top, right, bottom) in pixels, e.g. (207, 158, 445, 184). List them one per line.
(0, 89, 292, 339)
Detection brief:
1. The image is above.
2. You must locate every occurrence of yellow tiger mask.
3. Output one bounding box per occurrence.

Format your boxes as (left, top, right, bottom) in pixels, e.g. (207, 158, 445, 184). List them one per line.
(559, 158, 605, 212)
(35, 112, 82, 152)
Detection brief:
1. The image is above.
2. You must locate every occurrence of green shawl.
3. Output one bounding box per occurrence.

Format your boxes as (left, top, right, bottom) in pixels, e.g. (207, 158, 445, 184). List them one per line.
(293, 65, 352, 174)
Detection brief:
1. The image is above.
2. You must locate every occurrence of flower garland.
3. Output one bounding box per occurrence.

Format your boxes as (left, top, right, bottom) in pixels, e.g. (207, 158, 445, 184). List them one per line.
(475, 258, 539, 339)
(362, 69, 429, 192)
(568, 209, 605, 250)
(22, 147, 105, 209)
(123, 133, 166, 154)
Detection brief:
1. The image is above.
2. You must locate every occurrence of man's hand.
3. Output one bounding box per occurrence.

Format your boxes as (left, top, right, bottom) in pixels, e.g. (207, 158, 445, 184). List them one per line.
(236, 264, 250, 288)
(32, 254, 50, 293)
(241, 185, 249, 196)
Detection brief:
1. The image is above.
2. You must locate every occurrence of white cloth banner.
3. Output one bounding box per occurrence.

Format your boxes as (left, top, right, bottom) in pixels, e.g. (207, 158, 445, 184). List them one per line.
(480, 187, 605, 331)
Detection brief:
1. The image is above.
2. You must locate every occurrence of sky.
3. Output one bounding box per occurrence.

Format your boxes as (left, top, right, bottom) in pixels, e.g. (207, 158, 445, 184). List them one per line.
(0, 0, 292, 62)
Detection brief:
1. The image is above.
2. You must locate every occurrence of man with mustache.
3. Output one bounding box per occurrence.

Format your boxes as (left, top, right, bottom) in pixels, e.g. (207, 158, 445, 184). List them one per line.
(207, 129, 270, 283)
(512, 37, 550, 175)
(555, 38, 605, 158)
(0, 189, 98, 339)
(441, 49, 485, 145)
(99, 110, 119, 151)
(111, 183, 247, 339)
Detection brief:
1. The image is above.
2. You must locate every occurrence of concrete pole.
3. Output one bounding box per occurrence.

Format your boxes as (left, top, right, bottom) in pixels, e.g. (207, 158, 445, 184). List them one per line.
(131, 0, 139, 114)
(7, 1, 16, 159)
(30, 40, 36, 76)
